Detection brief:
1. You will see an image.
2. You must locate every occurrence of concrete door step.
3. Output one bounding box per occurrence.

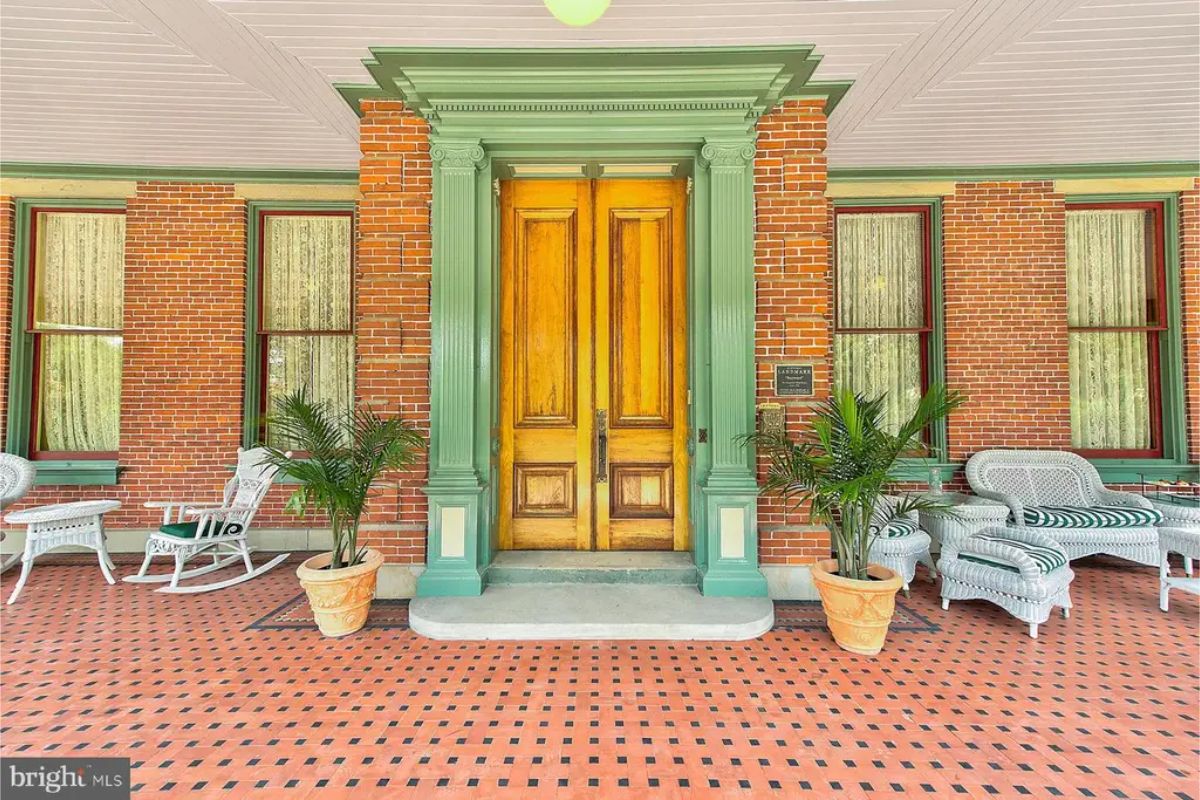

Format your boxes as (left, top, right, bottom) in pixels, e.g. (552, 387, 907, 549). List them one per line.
(485, 550, 699, 586)
(409, 584, 773, 641)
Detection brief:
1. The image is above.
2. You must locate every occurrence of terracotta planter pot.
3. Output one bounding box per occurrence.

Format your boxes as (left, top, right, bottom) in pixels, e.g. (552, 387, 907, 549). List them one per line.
(810, 559, 903, 656)
(296, 548, 384, 637)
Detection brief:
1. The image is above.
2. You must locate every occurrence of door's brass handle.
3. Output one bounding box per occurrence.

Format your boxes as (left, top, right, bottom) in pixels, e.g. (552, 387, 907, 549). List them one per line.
(595, 409, 608, 483)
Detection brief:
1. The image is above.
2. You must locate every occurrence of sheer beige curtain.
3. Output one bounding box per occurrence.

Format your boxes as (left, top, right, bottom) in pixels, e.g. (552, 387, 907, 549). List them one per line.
(834, 212, 924, 434)
(33, 211, 124, 452)
(1066, 209, 1152, 451)
(262, 215, 353, 443)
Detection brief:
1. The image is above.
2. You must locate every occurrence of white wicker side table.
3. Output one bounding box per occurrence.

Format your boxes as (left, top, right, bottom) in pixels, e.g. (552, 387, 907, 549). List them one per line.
(918, 492, 1011, 557)
(5, 500, 121, 604)
(1152, 497, 1200, 611)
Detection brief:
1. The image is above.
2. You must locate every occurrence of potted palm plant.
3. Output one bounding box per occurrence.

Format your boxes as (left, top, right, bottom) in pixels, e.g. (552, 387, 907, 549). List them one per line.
(263, 389, 424, 637)
(751, 384, 963, 655)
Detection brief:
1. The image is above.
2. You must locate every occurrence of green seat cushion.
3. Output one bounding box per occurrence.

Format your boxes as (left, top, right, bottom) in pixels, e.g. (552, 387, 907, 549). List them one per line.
(1022, 504, 1162, 529)
(158, 520, 244, 539)
(880, 518, 921, 538)
(959, 533, 1068, 575)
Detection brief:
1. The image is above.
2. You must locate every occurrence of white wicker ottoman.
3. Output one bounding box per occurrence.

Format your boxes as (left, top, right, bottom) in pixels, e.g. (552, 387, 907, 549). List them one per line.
(938, 525, 1074, 639)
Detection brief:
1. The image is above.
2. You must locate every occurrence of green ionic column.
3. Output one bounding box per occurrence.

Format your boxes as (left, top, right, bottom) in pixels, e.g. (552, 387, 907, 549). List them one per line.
(418, 137, 487, 597)
(697, 136, 768, 597)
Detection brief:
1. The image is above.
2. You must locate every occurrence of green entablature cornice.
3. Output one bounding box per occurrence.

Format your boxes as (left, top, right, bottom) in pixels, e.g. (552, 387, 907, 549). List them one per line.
(334, 46, 852, 135)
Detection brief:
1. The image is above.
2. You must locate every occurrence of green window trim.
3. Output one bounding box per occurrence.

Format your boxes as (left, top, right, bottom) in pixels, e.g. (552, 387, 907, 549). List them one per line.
(5, 198, 127, 485)
(832, 197, 948, 461)
(32, 460, 121, 486)
(1066, 192, 1192, 480)
(242, 200, 357, 448)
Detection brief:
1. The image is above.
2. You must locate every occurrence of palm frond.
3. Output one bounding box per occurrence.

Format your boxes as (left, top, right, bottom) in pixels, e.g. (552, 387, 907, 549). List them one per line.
(746, 383, 964, 581)
(260, 390, 425, 569)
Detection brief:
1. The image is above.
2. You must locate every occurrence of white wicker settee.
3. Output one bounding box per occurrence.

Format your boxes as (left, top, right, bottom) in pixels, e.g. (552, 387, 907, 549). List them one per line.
(966, 450, 1161, 567)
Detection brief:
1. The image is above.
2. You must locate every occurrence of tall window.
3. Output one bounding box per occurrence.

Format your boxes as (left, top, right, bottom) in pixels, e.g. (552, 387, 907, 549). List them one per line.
(1066, 202, 1165, 457)
(833, 206, 933, 435)
(256, 210, 354, 446)
(29, 208, 125, 458)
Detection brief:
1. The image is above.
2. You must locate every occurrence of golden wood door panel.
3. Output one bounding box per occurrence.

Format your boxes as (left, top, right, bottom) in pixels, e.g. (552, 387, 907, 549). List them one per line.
(514, 463, 577, 517)
(499, 177, 687, 552)
(609, 210, 673, 428)
(594, 179, 689, 552)
(513, 209, 576, 427)
(499, 180, 593, 551)
(611, 464, 673, 519)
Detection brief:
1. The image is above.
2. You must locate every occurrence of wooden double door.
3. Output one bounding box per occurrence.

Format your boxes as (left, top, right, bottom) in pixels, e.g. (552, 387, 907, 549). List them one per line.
(498, 179, 689, 551)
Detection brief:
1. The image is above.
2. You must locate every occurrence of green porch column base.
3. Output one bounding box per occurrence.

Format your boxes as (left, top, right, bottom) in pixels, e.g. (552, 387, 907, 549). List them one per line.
(699, 565, 769, 597)
(698, 476, 768, 597)
(417, 479, 486, 597)
(416, 566, 484, 597)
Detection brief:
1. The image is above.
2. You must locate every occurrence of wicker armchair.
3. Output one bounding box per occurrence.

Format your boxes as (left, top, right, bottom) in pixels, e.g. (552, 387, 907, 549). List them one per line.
(966, 450, 1159, 566)
(867, 494, 935, 594)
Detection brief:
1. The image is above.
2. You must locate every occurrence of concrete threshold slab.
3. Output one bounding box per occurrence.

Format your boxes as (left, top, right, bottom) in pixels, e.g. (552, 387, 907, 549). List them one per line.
(486, 550, 699, 586)
(410, 584, 773, 641)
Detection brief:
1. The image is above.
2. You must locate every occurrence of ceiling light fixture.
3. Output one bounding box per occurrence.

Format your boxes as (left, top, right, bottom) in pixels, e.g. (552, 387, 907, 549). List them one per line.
(543, 0, 611, 27)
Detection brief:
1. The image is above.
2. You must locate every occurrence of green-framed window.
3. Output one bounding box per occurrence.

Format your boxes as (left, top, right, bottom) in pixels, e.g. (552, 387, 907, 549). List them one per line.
(244, 203, 355, 447)
(832, 200, 947, 472)
(5, 199, 125, 485)
(1066, 193, 1192, 482)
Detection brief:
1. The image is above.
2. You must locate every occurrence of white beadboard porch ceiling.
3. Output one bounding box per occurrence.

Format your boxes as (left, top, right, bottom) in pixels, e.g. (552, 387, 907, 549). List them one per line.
(1, 0, 1197, 170)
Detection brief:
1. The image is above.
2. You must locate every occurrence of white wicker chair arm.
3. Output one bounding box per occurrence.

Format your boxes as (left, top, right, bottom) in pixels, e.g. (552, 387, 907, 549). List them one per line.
(1093, 488, 1153, 509)
(144, 500, 214, 509)
(184, 505, 252, 520)
(956, 536, 1043, 581)
(975, 524, 1061, 552)
(970, 489, 1024, 527)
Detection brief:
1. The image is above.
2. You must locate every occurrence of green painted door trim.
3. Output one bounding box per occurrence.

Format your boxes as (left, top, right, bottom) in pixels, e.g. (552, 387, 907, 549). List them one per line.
(242, 201, 357, 449)
(379, 48, 842, 598)
(417, 138, 490, 597)
(0, 162, 359, 185)
(696, 137, 767, 596)
(4, 198, 126, 485)
(333, 45, 851, 127)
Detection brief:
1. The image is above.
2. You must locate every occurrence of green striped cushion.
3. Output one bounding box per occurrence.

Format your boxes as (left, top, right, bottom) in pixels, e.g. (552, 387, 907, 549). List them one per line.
(881, 518, 920, 538)
(159, 520, 244, 539)
(959, 533, 1067, 575)
(1022, 504, 1162, 529)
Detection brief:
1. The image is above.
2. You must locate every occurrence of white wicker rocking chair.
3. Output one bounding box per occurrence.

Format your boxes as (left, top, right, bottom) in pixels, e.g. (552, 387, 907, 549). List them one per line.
(124, 447, 290, 593)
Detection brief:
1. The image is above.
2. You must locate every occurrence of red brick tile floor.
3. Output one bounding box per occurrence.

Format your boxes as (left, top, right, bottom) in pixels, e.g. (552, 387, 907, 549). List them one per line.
(1, 553, 1197, 800)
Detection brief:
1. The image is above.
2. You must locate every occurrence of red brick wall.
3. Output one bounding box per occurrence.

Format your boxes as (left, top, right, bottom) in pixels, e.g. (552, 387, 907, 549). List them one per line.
(0, 154, 1194, 569)
(1, 183, 296, 527)
(1181, 178, 1200, 464)
(0, 196, 13, 446)
(355, 100, 432, 564)
(753, 99, 834, 565)
(943, 181, 1072, 458)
